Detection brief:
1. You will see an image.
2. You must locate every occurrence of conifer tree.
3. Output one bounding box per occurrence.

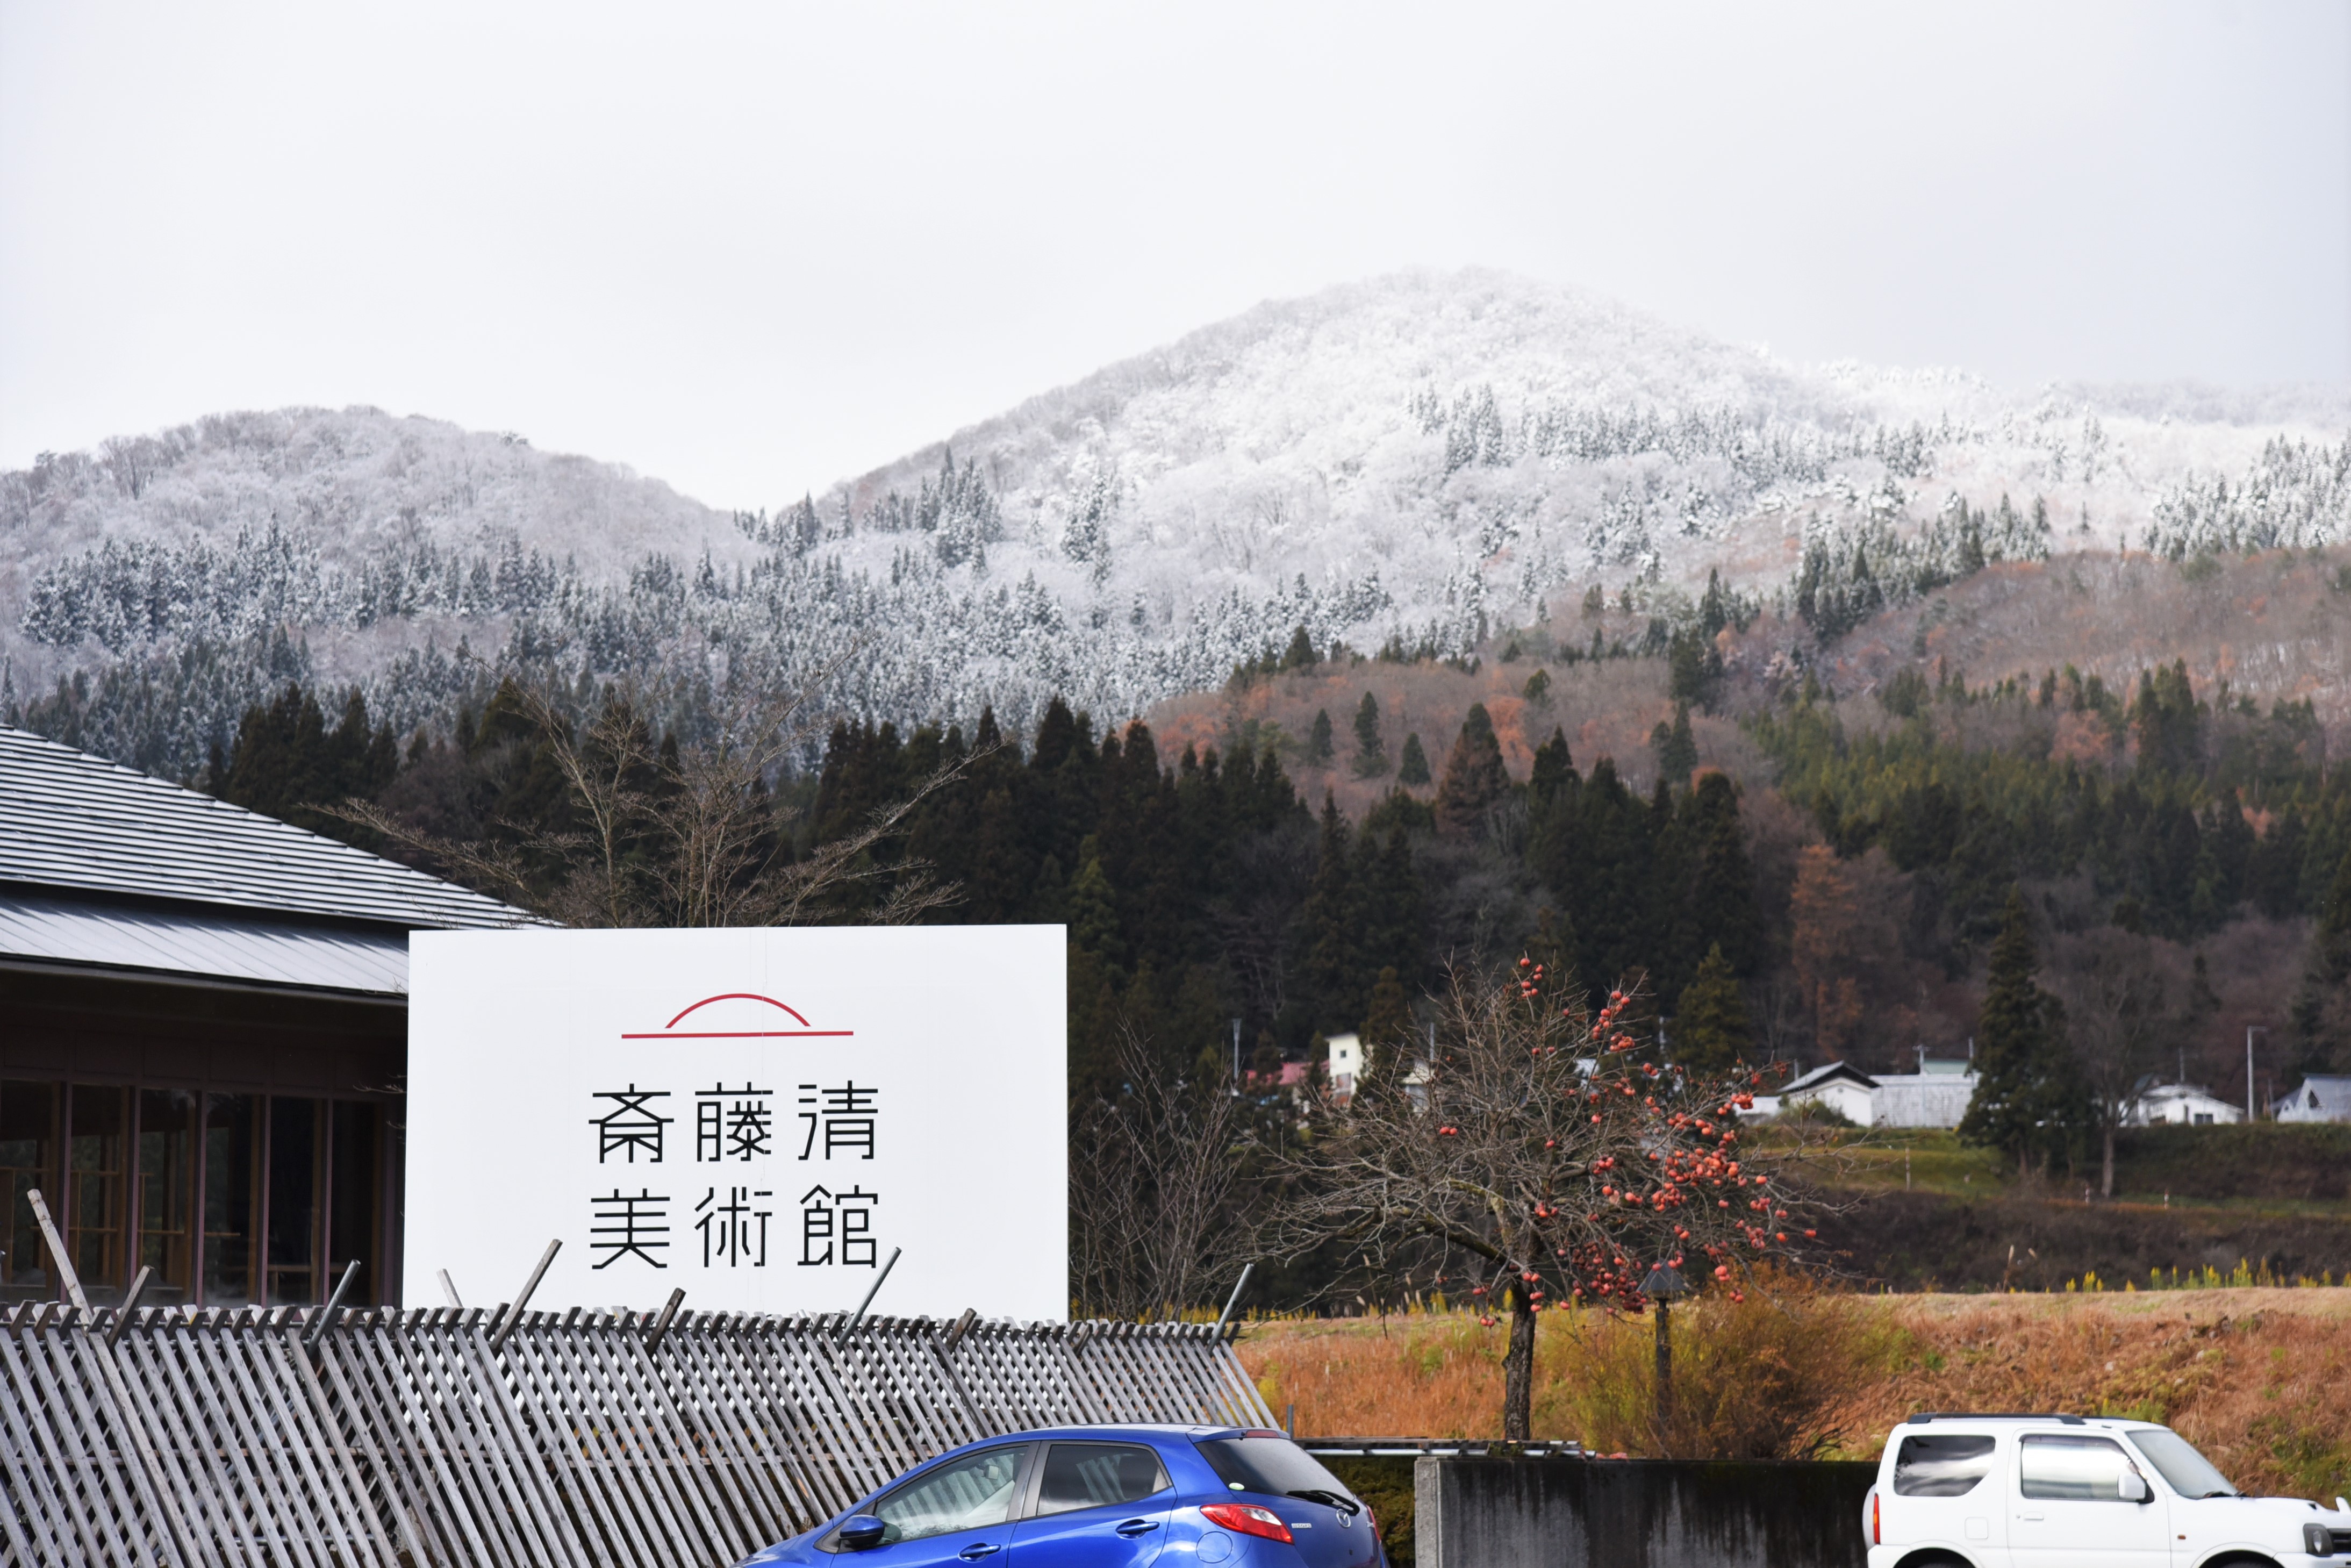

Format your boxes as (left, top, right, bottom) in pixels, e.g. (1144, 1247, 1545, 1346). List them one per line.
(1350, 692, 1389, 778)
(1526, 728, 1575, 816)
(1307, 708, 1335, 766)
(1397, 732, 1431, 786)
(1358, 965, 1414, 1079)
(1698, 568, 1729, 636)
(1651, 700, 1697, 782)
(215, 682, 398, 842)
(1672, 943, 1752, 1072)
(1433, 703, 1509, 840)
(2289, 851, 2351, 1075)
(1682, 771, 1762, 977)
(1576, 758, 1654, 995)
(1959, 889, 2085, 1176)
(1280, 626, 1318, 671)
(1301, 796, 1359, 1030)
(1067, 854, 1125, 973)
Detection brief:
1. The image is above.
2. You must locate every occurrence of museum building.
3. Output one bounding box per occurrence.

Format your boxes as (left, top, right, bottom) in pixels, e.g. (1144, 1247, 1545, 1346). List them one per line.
(0, 725, 521, 1309)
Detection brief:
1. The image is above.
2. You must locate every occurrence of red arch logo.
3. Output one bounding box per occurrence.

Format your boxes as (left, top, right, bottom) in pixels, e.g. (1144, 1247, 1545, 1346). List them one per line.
(620, 993, 855, 1040)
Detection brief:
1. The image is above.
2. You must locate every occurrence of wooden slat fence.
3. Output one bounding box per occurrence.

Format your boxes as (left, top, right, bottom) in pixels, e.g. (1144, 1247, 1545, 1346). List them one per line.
(0, 1302, 1273, 1568)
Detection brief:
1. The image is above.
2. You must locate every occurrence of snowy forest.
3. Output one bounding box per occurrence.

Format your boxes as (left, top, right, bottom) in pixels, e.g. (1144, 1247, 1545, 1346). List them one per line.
(6, 271, 2349, 782)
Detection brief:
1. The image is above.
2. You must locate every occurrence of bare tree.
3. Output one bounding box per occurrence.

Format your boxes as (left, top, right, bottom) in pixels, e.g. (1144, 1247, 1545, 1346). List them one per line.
(338, 666, 981, 927)
(2045, 927, 2171, 1198)
(1272, 959, 1825, 1443)
(1071, 1026, 1263, 1321)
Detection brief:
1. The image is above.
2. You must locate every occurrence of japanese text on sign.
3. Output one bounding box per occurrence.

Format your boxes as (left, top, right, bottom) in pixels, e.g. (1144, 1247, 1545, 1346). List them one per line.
(586, 1080, 882, 1270)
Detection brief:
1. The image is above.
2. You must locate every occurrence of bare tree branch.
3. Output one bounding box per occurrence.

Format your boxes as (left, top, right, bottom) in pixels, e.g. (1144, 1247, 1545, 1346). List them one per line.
(1071, 1025, 1264, 1321)
(330, 650, 988, 927)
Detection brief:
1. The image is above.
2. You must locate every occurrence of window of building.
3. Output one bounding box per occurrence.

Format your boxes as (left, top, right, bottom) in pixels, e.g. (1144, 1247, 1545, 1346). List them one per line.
(0, 1080, 390, 1307)
(67, 1086, 131, 1295)
(138, 1089, 199, 1306)
(2, 1081, 60, 1300)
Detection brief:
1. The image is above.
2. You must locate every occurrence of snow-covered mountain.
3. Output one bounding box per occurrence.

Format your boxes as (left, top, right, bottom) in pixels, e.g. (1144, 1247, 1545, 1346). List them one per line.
(6, 268, 2347, 776)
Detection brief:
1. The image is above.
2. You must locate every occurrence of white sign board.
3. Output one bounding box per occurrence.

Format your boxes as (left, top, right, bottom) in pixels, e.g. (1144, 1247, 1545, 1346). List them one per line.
(405, 926, 1066, 1320)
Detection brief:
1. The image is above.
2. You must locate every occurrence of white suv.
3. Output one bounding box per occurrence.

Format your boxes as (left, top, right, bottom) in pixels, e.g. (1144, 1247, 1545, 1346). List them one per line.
(1863, 1413, 2351, 1567)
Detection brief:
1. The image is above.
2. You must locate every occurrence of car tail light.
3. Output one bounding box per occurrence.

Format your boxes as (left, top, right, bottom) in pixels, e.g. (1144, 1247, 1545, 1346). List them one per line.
(1202, 1503, 1294, 1544)
(1364, 1503, 1379, 1538)
(1871, 1491, 1880, 1546)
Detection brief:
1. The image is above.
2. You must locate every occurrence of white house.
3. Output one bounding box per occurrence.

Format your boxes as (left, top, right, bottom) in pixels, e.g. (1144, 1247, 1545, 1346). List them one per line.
(2275, 1076, 2351, 1125)
(1773, 1062, 1880, 1125)
(1326, 1032, 1364, 1101)
(1759, 1059, 1979, 1128)
(2128, 1082, 2244, 1127)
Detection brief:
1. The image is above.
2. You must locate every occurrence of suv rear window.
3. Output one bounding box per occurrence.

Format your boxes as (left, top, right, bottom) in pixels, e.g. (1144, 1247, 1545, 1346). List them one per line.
(1895, 1435, 1997, 1497)
(1194, 1436, 1355, 1504)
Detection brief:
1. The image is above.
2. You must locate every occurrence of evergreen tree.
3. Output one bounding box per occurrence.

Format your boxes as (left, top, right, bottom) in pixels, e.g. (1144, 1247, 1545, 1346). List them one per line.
(1350, 692, 1389, 778)
(1672, 943, 1752, 1072)
(1433, 703, 1509, 840)
(1358, 965, 1414, 1079)
(214, 682, 398, 842)
(1307, 708, 1335, 766)
(1397, 732, 1431, 786)
(2289, 851, 2351, 1075)
(1681, 771, 1763, 977)
(1356, 826, 1424, 991)
(1651, 700, 1697, 782)
(1667, 631, 1723, 710)
(1280, 626, 1318, 671)
(1301, 796, 1359, 1030)
(1959, 889, 2085, 1175)
(1067, 853, 1125, 973)
(1526, 728, 1576, 817)
(1698, 568, 1729, 636)
(1575, 758, 1654, 994)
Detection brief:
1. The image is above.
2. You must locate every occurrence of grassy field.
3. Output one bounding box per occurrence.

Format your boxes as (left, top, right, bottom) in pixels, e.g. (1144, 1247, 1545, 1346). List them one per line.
(1238, 1287, 2351, 1499)
(1806, 1125, 2351, 1213)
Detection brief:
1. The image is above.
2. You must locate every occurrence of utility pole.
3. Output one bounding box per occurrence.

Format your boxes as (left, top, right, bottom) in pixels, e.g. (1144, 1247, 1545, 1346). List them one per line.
(1231, 1018, 1242, 1096)
(2246, 1026, 2266, 1122)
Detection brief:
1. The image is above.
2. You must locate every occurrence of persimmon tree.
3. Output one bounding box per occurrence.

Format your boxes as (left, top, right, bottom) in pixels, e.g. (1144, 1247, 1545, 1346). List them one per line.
(1277, 956, 1820, 1442)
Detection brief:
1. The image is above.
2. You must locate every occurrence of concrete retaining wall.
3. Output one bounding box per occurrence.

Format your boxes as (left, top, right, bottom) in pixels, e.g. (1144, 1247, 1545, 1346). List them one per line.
(1413, 1456, 1876, 1568)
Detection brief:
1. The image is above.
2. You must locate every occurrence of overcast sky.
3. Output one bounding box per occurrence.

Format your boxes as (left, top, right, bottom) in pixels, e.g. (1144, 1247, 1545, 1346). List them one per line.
(3, 1, 2345, 509)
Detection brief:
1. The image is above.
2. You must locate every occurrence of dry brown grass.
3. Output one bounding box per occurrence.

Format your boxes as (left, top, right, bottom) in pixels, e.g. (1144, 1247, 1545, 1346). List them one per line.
(1239, 1288, 2351, 1497)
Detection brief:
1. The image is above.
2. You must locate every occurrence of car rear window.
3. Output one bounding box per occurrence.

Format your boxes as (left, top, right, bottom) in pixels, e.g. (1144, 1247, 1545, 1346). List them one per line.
(1894, 1435, 1997, 1497)
(1194, 1436, 1354, 1502)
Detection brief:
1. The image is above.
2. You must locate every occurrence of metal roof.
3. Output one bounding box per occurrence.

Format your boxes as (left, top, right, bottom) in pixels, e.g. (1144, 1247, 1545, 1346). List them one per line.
(0, 725, 525, 930)
(0, 890, 411, 996)
(1782, 1060, 1877, 1092)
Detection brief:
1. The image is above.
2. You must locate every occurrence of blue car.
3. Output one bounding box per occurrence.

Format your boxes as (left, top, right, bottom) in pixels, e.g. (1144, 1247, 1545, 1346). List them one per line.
(735, 1424, 1388, 1568)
